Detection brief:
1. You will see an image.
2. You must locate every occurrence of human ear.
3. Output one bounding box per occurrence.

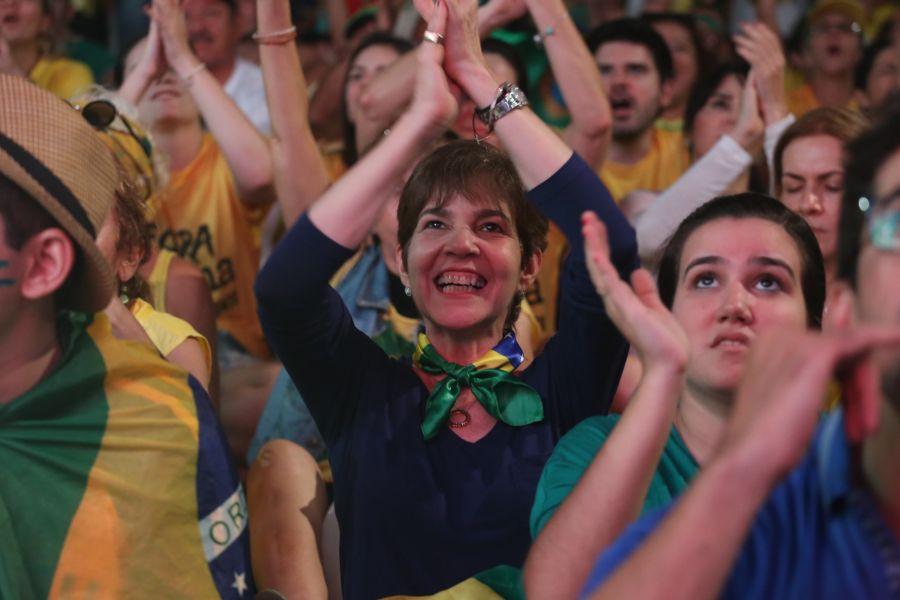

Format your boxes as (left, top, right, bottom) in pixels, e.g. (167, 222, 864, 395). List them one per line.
(117, 246, 143, 283)
(18, 228, 76, 301)
(519, 249, 542, 290)
(396, 244, 410, 289)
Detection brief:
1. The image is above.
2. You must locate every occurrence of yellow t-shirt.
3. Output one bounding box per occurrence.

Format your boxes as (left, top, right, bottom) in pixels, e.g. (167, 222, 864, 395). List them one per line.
(130, 298, 213, 375)
(147, 248, 177, 313)
(785, 82, 861, 119)
(28, 55, 93, 100)
(526, 223, 567, 337)
(600, 128, 690, 202)
(155, 134, 269, 358)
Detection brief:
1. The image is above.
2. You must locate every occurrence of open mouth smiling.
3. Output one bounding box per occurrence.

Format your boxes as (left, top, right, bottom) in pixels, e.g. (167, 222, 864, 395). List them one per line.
(435, 271, 487, 294)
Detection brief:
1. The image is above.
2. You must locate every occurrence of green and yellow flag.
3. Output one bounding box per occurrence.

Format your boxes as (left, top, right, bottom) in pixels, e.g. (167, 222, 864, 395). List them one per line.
(0, 312, 254, 599)
(384, 565, 525, 600)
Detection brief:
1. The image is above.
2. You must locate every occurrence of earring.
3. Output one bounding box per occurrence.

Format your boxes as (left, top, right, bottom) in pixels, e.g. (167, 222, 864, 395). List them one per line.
(404, 286, 411, 297)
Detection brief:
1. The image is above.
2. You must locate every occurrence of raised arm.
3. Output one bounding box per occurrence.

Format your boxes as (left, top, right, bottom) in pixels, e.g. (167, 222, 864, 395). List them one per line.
(257, 0, 330, 227)
(442, 0, 570, 188)
(151, 0, 274, 205)
(118, 20, 167, 107)
(525, 0, 611, 169)
(359, 0, 527, 125)
(307, 4, 457, 248)
(734, 21, 792, 188)
(636, 78, 763, 260)
(586, 327, 900, 599)
(524, 214, 688, 599)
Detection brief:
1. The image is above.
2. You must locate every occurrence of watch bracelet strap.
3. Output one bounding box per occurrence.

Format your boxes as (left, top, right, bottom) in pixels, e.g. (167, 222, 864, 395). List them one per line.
(474, 83, 528, 131)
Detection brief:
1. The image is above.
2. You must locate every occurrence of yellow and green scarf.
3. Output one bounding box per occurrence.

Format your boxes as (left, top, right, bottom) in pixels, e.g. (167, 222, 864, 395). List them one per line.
(413, 332, 543, 439)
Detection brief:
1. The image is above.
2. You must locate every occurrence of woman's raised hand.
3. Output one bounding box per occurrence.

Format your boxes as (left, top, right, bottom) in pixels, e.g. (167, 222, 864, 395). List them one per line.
(583, 211, 689, 375)
(730, 72, 764, 154)
(441, 0, 490, 91)
(410, 0, 458, 136)
(150, 0, 198, 74)
(734, 22, 788, 125)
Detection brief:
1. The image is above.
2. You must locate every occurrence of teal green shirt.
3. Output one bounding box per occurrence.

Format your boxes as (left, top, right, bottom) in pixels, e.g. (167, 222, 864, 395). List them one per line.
(530, 414, 700, 538)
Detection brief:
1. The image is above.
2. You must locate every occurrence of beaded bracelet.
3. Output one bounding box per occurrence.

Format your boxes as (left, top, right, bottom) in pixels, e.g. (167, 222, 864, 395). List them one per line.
(180, 62, 207, 85)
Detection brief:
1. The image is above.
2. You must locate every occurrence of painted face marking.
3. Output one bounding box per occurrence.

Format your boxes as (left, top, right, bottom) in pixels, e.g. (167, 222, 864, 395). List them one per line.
(0, 260, 14, 287)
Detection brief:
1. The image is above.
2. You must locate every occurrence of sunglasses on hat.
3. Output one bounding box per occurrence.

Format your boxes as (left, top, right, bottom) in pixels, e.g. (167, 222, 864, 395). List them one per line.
(69, 99, 154, 201)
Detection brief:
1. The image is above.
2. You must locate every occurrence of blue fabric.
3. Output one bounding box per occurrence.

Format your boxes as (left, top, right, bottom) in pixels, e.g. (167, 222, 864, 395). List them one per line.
(248, 244, 389, 464)
(256, 153, 637, 599)
(582, 411, 900, 599)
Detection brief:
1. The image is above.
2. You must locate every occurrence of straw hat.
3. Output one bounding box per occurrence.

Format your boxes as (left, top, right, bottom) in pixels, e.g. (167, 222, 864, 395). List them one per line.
(0, 74, 117, 312)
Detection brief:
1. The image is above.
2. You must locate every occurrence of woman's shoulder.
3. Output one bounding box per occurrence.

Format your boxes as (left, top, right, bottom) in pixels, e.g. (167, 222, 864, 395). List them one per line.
(556, 414, 622, 456)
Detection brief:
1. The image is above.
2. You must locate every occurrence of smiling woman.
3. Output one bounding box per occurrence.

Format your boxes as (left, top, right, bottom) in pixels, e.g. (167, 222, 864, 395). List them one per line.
(253, 0, 636, 596)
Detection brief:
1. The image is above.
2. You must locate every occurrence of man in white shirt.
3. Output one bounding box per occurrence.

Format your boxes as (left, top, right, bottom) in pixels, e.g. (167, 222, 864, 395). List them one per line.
(184, 0, 271, 135)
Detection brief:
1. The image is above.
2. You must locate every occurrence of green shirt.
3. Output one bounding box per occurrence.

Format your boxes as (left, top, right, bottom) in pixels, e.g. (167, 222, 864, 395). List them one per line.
(530, 414, 700, 538)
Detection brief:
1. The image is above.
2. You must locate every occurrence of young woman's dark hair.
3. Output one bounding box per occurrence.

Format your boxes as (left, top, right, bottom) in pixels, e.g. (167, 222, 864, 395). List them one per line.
(586, 18, 674, 82)
(683, 61, 748, 135)
(838, 99, 900, 288)
(854, 36, 893, 91)
(656, 193, 826, 329)
(340, 32, 413, 167)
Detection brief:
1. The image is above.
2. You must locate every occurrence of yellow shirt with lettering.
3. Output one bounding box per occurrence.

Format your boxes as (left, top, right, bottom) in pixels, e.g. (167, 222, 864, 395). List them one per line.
(28, 55, 93, 100)
(155, 134, 269, 358)
(599, 128, 690, 203)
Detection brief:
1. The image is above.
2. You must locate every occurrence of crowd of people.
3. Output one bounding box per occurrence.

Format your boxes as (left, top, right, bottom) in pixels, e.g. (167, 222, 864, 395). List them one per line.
(1, 0, 899, 598)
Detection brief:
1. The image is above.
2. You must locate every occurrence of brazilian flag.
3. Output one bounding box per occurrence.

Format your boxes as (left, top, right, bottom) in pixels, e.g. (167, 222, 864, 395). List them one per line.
(0, 312, 254, 598)
(384, 566, 525, 599)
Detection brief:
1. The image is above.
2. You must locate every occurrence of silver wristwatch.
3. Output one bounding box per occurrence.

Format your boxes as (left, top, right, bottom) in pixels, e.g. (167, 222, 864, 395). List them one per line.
(475, 83, 529, 130)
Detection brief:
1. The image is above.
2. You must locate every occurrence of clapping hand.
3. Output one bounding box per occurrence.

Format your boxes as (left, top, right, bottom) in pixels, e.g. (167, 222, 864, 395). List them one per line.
(582, 211, 689, 376)
(409, 0, 459, 136)
(722, 326, 900, 479)
(734, 22, 788, 125)
(730, 72, 764, 154)
(149, 0, 198, 75)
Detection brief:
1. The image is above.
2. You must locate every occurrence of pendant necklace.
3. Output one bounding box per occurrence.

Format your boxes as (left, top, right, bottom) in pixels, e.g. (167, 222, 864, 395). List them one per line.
(448, 408, 471, 428)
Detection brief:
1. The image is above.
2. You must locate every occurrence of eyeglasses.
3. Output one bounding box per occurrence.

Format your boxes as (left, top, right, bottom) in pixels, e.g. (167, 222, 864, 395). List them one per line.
(70, 99, 154, 201)
(862, 190, 900, 251)
(810, 21, 862, 36)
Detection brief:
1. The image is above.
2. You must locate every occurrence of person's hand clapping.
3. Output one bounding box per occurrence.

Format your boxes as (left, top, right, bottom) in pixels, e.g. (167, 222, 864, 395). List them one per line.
(730, 72, 764, 154)
(721, 326, 900, 481)
(583, 211, 689, 376)
(441, 0, 492, 96)
(734, 22, 788, 125)
(150, 0, 200, 77)
(133, 18, 168, 81)
(410, 0, 459, 137)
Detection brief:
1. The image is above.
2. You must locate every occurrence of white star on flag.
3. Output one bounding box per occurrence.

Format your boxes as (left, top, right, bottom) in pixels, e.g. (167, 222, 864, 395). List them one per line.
(232, 571, 248, 596)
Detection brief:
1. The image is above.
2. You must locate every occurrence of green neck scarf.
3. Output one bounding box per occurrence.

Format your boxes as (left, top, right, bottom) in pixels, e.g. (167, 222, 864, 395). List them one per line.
(413, 332, 543, 439)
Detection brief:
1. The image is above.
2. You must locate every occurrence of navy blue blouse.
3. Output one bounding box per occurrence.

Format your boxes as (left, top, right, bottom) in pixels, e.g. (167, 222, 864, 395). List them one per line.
(256, 153, 637, 599)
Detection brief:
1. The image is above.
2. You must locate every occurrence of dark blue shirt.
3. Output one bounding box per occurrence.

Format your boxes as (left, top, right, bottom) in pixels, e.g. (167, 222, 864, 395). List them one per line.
(582, 411, 900, 599)
(256, 154, 637, 599)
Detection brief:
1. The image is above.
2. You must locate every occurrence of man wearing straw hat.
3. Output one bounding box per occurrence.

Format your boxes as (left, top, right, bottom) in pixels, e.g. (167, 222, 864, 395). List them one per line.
(0, 73, 254, 598)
